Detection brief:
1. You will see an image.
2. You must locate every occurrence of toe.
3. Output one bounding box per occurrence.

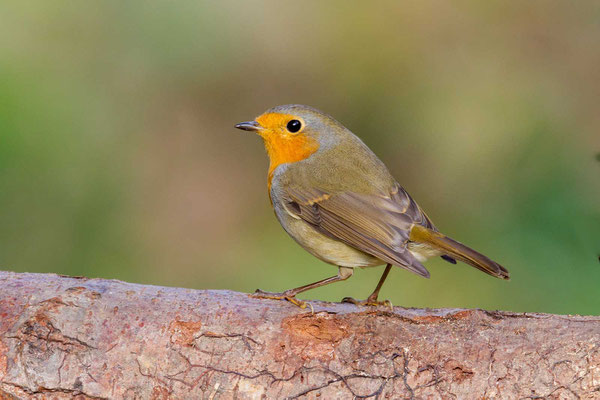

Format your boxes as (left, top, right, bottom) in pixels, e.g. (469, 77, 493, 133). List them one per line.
(341, 297, 391, 308)
(252, 290, 286, 300)
(285, 296, 310, 310)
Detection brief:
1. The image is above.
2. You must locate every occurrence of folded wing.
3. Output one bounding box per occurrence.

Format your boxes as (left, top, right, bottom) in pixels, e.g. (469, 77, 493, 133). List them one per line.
(283, 184, 432, 278)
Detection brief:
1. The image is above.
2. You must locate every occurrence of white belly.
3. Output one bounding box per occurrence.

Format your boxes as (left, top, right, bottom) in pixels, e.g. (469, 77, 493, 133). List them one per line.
(280, 215, 384, 268)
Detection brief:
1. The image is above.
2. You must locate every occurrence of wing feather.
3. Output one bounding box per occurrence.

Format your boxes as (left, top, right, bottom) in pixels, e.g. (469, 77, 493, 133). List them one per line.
(285, 184, 431, 278)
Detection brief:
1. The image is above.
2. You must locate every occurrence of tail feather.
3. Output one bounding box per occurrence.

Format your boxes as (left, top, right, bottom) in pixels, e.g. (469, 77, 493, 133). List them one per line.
(409, 225, 509, 280)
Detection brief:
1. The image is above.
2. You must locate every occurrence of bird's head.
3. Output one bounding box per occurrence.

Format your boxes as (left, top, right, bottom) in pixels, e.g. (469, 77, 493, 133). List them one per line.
(235, 104, 345, 175)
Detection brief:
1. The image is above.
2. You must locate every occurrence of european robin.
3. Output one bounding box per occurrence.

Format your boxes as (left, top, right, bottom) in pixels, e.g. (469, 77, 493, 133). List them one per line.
(236, 104, 508, 308)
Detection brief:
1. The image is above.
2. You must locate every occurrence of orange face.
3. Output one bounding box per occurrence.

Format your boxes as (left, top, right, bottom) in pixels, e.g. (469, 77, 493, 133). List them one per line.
(254, 112, 320, 187)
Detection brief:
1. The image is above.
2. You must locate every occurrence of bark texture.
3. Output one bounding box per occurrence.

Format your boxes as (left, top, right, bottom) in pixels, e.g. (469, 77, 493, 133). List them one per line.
(0, 271, 599, 399)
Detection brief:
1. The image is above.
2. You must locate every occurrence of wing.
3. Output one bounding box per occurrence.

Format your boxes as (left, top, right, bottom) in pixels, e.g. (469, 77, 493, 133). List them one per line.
(282, 184, 433, 277)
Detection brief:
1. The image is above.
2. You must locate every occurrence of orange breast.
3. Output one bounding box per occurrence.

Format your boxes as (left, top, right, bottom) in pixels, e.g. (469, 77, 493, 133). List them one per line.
(265, 133, 319, 197)
(255, 113, 320, 200)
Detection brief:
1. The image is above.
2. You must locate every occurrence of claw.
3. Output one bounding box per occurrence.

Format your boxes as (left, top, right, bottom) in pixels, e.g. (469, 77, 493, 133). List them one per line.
(384, 299, 393, 312)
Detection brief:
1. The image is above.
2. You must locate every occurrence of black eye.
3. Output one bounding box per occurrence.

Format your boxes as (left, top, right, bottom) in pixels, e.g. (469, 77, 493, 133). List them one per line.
(286, 119, 302, 133)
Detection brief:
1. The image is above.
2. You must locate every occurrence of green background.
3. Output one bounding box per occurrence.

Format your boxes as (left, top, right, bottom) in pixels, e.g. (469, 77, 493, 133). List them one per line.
(1, 1, 599, 315)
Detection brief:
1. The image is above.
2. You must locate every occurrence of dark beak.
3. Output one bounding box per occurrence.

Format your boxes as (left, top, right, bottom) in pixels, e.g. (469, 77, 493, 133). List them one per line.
(234, 120, 263, 132)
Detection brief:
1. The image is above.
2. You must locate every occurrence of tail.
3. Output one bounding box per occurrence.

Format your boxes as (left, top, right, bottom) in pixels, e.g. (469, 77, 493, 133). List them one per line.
(409, 225, 509, 280)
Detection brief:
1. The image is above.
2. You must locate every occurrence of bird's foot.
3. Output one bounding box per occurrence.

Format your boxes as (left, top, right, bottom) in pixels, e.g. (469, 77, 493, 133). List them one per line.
(342, 296, 393, 311)
(253, 289, 314, 312)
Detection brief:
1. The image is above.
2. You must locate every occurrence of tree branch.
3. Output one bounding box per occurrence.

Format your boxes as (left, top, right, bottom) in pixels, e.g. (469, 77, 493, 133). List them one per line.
(1, 271, 599, 399)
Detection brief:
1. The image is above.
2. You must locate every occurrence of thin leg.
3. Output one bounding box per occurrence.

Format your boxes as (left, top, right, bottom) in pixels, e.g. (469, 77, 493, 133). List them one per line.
(366, 263, 392, 302)
(254, 267, 354, 308)
(343, 264, 393, 307)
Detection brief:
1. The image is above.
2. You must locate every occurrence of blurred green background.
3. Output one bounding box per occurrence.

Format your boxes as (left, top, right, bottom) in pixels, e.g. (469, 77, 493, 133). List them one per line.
(1, 1, 599, 315)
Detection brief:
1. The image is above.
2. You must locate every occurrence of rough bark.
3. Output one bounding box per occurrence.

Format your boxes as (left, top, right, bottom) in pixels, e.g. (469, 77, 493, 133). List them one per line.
(0, 272, 599, 399)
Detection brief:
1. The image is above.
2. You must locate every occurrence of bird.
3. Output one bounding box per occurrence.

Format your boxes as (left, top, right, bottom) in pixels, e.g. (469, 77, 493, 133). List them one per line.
(235, 104, 509, 308)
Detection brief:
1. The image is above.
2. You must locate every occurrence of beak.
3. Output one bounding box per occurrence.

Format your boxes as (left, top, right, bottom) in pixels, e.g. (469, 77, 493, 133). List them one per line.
(234, 120, 263, 132)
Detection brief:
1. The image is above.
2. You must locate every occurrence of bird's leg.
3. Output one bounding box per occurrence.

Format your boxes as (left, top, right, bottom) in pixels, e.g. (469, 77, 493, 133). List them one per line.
(342, 264, 393, 308)
(253, 267, 354, 309)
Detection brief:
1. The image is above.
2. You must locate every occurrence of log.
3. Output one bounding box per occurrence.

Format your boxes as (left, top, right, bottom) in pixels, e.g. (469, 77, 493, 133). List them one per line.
(0, 271, 599, 399)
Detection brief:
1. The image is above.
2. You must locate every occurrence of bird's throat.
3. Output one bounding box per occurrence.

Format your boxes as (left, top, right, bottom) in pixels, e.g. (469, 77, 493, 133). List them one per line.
(263, 133, 319, 196)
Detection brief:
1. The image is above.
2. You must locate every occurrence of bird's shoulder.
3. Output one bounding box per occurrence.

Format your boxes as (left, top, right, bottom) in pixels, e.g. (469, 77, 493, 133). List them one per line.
(277, 133, 396, 195)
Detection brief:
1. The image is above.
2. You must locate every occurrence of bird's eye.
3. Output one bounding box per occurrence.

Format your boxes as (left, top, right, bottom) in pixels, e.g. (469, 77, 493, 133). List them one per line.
(286, 119, 302, 133)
